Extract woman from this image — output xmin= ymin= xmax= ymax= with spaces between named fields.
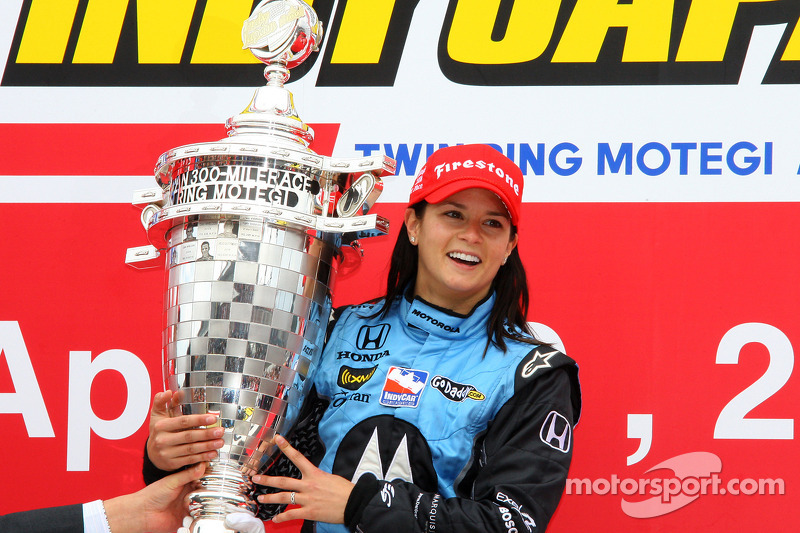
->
xmin=144 ymin=144 xmax=581 ymax=533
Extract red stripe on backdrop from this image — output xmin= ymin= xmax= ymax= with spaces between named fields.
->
xmin=0 ymin=123 xmax=341 ymax=175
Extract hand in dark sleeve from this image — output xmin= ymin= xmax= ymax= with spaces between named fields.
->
xmin=142 ymin=390 xmax=224 ymax=485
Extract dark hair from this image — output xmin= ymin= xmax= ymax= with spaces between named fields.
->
xmin=370 ymin=201 xmax=542 ymax=353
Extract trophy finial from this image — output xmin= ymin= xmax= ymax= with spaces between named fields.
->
xmin=242 ymin=0 xmax=322 ymax=86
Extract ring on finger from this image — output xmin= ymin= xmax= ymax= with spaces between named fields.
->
xmin=290 ymin=491 xmax=296 ymax=505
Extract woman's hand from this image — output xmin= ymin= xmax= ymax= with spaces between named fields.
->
xmin=254 ymin=435 xmax=355 ymax=524
xmin=147 ymin=390 xmax=225 ymax=472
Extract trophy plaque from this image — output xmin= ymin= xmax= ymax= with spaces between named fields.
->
xmin=126 ymin=1 xmax=395 ymax=531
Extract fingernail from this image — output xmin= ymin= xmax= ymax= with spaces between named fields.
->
xmin=213 ymin=428 xmax=224 ymax=437
xmin=275 ymin=435 xmax=286 ymax=445
xmin=205 ymin=415 xmax=216 ymax=424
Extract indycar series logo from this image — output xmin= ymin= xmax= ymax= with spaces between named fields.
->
xmin=380 ymin=366 xmax=429 ymax=408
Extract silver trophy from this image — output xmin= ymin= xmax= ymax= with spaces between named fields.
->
xmin=126 ymin=1 xmax=395 ymax=531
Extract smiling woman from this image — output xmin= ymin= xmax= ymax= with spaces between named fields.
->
xmin=143 ymin=144 xmax=582 ymax=533
xmin=376 ymin=144 xmax=533 ymax=351
xmin=405 ymin=188 xmax=518 ymax=315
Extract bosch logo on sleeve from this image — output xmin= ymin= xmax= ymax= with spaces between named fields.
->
xmin=379 ymin=366 xmax=429 ymax=408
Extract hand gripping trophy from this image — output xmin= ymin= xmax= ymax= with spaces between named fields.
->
xmin=126 ymin=1 xmax=395 ymax=531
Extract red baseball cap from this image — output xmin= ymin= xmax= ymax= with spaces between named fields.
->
xmin=408 ymin=144 xmax=523 ymax=226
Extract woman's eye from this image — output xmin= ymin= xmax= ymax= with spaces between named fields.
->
xmin=444 ymin=210 xmax=463 ymax=219
xmin=484 ymin=219 xmax=503 ymax=228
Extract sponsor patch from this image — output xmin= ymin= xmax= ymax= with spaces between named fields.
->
xmin=380 ymin=482 xmax=395 ymax=507
xmin=356 ymin=323 xmax=391 ymax=350
xmin=380 ymin=366 xmax=429 ymax=408
xmin=338 ymin=365 xmax=378 ymax=390
xmin=496 ymin=492 xmax=536 ymax=532
xmin=337 ymin=350 xmax=390 ymax=362
xmin=331 ymin=391 xmax=371 ymax=408
xmin=410 ymin=308 xmax=460 ymax=332
xmin=430 ymin=375 xmax=485 ymax=402
xmin=520 ymin=348 xmax=559 ymax=379
xmin=540 ymin=410 xmax=572 ymax=453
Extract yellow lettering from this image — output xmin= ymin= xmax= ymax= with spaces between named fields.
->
xmin=677 ymin=0 xmax=779 ymax=61
xmin=16 ymin=0 xmax=80 ymax=63
xmin=192 ymin=0 xmax=259 ymax=64
xmin=72 ymin=0 xmax=128 ymax=63
xmin=331 ymin=0 xmax=396 ymax=64
xmin=782 ymin=17 xmax=800 ymax=60
xmin=553 ymin=0 xmax=673 ymax=63
xmin=137 ymin=0 xmax=197 ymax=63
xmin=447 ymin=0 xmax=560 ymax=64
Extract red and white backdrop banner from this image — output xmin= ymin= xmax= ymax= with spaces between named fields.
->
xmin=1 ymin=1 xmax=798 ymax=531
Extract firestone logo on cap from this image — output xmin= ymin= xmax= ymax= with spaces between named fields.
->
xmin=409 ymin=144 xmax=524 ymax=226
xmin=432 ymin=158 xmax=520 ymax=197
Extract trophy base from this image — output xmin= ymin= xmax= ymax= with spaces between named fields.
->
xmin=190 ymin=517 xmax=237 ymax=533
xmin=187 ymin=461 xmax=258 ymax=533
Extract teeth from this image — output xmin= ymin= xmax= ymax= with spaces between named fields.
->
xmin=448 ymin=251 xmax=480 ymax=264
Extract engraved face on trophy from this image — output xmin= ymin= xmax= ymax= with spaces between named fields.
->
xmin=126 ymin=2 xmax=395 ymax=531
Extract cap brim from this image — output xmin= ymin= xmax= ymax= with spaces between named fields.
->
xmin=421 ymin=177 xmax=519 ymax=225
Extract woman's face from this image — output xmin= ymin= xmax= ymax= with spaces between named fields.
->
xmin=405 ymin=188 xmax=518 ymax=314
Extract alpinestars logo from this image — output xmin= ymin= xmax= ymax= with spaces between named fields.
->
xmin=521 ymin=348 xmax=559 ymax=378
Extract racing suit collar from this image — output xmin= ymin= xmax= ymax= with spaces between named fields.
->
xmin=402 ymin=290 xmax=495 ymax=339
